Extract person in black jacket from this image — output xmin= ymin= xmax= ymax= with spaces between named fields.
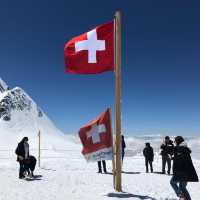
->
xmin=170 ymin=136 xmax=199 ymax=200
xmin=160 ymin=136 xmax=174 ymax=174
xmin=121 ymin=135 xmax=126 ymax=163
xmin=24 ymin=155 xmax=37 ymax=177
xmin=143 ymin=142 xmax=154 ymax=173
xmin=15 ymin=137 xmax=30 ymax=178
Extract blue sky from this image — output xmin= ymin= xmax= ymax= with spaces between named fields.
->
xmin=1 ymin=0 xmax=200 ymax=136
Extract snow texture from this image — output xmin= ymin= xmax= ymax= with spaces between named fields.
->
xmin=0 ymin=136 xmax=199 ymax=200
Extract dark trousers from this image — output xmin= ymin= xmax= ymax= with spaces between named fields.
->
xmin=19 ymin=161 xmax=25 ymax=177
xmin=170 ymin=176 xmax=191 ymax=200
xmin=162 ymin=155 xmax=171 ymax=174
xmin=98 ymin=160 xmax=107 ymax=173
xmin=145 ymin=158 xmax=153 ymax=172
xmin=122 ymin=151 xmax=125 ymax=163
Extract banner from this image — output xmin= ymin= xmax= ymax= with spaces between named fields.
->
xmin=79 ymin=108 xmax=113 ymax=162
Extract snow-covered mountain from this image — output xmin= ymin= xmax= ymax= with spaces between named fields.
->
xmin=0 ymin=78 xmax=76 ymax=150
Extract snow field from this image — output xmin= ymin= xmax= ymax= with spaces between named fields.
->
xmin=0 ymin=145 xmax=199 ymax=200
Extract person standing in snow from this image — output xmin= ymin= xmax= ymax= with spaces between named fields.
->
xmin=160 ymin=136 xmax=174 ymax=174
xmin=24 ymin=155 xmax=37 ymax=178
xmin=97 ymin=160 xmax=107 ymax=173
xmin=15 ymin=137 xmax=30 ymax=178
xmin=121 ymin=135 xmax=126 ymax=163
xmin=143 ymin=142 xmax=154 ymax=173
xmin=170 ymin=136 xmax=199 ymax=200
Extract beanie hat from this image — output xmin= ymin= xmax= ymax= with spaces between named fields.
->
xmin=165 ymin=136 xmax=170 ymax=140
xmin=175 ymin=136 xmax=184 ymax=145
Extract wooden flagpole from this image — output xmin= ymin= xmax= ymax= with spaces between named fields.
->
xmin=109 ymin=107 xmax=116 ymax=189
xmin=38 ymin=130 xmax=41 ymax=168
xmin=114 ymin=11 xmax=122 ymax=192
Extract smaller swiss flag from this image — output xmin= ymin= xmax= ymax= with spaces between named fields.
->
xmin=64 ymin=21 xmax=114 ymax=74
xmin=79 ymin=108 xmax=113 ymax=162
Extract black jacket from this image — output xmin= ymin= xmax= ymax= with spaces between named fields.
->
xmin=15 ymin=142 xmax=29 ymax=162
xmin=160 ymin=140 xmax=174 ymax=156
xmin=121 ymin=138 xmax=126 ymax=153
xmin=24 ymin=155 xmax=37 ymax=171
xmin=143 ymin=146 xmax=154 ymax=161
xmin=172 ymin=143 xmax=199 ymax=182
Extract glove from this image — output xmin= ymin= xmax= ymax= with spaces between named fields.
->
xmin=18 ymin=155 xmax=24 ymax=161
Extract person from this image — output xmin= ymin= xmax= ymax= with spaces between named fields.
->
xmin=97 ymin=160 xmax=107 ymax=173
xmin=24 ymin=155 xmax=37 ymax=177
xmin=15 ymin=137 xmax=36 ymax=178
xmin=15 ymin=137 xmax=29 ymax=178
xmin=170 ymin=136 xmax=198 ymax=200
xmin=121 ymin=135 xmax=126 ymax=163
xmin=160 ymin=136 xmax=174 ymax=174
xmin=143 ymin=142 xmax=154 ymax=173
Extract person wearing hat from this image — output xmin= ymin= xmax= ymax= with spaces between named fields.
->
xmin=160 ymin=136 xmax=174 ymax=174
xmin=15 ymin=137 xmax=30 ymax=179
xmin=143 ymin=142 xmax=154 ymax=173
xmin=170 ymin=136 xmax=199 ymax=200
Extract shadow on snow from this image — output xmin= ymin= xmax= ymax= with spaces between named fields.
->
xmin=153 ymin=171 xmax=172 ymax=176
xmin=122 ymin=171 xmax=141 ymax=175
xmin=99 ymin=171 xmax=141 ymax=175
xmin=106 ymin=192 xmax=156 ymax=199
xmin=24 ymin=178 xmax=42 ymax=181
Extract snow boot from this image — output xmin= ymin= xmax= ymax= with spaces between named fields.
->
xmin=19 ymin=175 xmax=25 ymax=179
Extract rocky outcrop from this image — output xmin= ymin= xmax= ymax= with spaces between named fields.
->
xmin=0 ymin=87 xmax=43 ymax=121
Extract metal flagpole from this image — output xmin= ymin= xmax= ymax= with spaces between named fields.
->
xmin=114 ymin=11 xmax=122 ymax=192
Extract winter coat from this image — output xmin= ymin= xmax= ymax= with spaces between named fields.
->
xmin=15 ymin=142 xmax=29 ymax=162
xmin=143 ymin=146 xmax=154 ymax=162
xmin=24 ymin=155 xmax=37 ymax=172
xmin=121 ymin=138 xmax=126 ymax=153
xmin=160 ymin=140 xmax=174 ymax=156
xmin=172 ymin=142 xmax=199 ymax=182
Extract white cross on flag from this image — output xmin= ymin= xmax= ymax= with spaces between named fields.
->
xmin=64 ymin=21 xmax=114 ymax=74
xmin=79 ymin=108 xmax=113 ymax=162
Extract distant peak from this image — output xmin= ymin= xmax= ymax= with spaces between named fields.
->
xmin=0 ymin=78 xmax=9 ymax=93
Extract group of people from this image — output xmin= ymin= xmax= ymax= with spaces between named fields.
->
xmin=142 ymin=136 xmax=199 ymax=200
xmin=15 ymin=135 xmax=198 ymax=200
xmin=98 ymin=135 xmax=199 ymax=200
xmin=15 ymin=137 xmax=37 ymax=179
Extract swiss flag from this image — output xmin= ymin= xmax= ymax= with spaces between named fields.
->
xmin=79 ymin=109 xmax=113 ymax=162
xmin=64 ymin=21 xmax=114 ymax=74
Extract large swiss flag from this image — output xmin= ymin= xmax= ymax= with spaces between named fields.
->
xmin=79 ymin=109 xmax=113 ymax=162
xmin=64 ymin=21 xmax=114 ymax=74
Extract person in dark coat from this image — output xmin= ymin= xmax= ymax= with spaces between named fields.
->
xmin=24 ymin=155 xmax=37 ymax=177
xmin=121 ymin=135 xmax=126 ymax=163
xmin=160 ymin=136 xmax=174 ymax=174
xmin=170 ymin=136 xmax=199 ymax=200
xmin=97 ymin=160 xmax=107 ymax=173
xmin=15 ymin=137 xmax=29 ymax=178
xmin=143 ymin=142 xmax=154 ymax=173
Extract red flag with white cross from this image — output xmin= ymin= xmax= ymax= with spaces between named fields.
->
xmin=79 ymin=108 xmax=113 ymax=162
xmin=64 ymin=21 xmax=114 ymax=74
